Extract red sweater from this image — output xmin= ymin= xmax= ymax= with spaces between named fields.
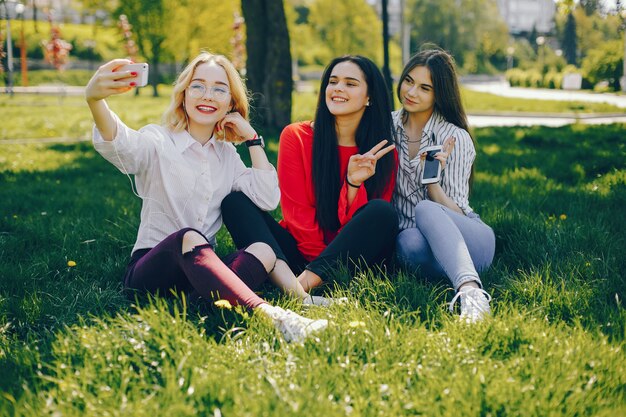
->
xmin=278 ymin=122 xmax=397 ymax=261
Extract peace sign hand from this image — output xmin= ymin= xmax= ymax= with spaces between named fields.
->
xmin=346 ymin=140 xmax=395 ymax=187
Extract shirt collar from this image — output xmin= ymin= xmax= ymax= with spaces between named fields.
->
xmin=171 ymin=129 xmax=224 ymax=160
xmin=393 ymin=109 xmax=445 ymax=145
xmin=419 ymin=110 xmax=446 ymax=145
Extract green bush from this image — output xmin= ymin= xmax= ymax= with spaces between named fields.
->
xmin=581 ymin=40 xmax=624 ymax=91
xmin=527 ymin=69 xmax=543 ymax=88
xmin=543 ymin=70 xmax=562 ymax=89
xmin=505 ymin=68 xmax=526 ymax=87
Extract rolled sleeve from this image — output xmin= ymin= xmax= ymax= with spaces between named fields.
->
xmin=92 ymin=113 xmax=155 ymax=175
xmin=232 ymin=160 xmax=280 ymax=211
xmin=441 ymin=129 xmax=474 ymax=214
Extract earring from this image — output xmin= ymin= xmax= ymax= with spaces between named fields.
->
xmin=366 ymin=100 xmax=371 ymax=107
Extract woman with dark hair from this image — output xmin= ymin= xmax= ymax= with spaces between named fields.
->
xmin=392 ymin=48 xmax=495 ymax=322
xmin=222 ymin=55 xmax=398 ymax=302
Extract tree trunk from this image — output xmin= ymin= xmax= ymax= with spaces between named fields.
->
xmin=150 ymin=40 xmax=162 ymax=97
xmin=241 ymin=0 xmax=292 ymax=134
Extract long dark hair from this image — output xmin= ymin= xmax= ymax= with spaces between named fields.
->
xmin=397 ymin=47 xmax=474 ymax=187
xmin=397 ymin=48 xmax=470 ymax=132
xmin=312 ymin=55 xmax=394 ymax=231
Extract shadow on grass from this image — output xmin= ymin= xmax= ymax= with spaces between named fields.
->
xmin=0 ymin=125 xmax=625 ymax=403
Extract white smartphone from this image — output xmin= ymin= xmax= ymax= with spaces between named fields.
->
xmin=420 ymin=145 xmax=443 ymax=184
xmin=117 ymin=63 xmax=149 ymax=87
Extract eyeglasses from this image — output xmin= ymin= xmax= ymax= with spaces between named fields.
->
xmin=187 ymin=82 xmax=231 ymax=101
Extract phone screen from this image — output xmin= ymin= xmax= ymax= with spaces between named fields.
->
xmin=423 ymin=150 xmax=440 ymax=179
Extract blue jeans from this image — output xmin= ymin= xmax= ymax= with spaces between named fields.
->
xmin=396 ymin=200 xmax=495 ymax=291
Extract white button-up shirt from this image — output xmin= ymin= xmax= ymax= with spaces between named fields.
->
xmin=93 ymin=113 xmax=280 ymax=254
xmin=392 ymin=109 xmax=475 ymax=230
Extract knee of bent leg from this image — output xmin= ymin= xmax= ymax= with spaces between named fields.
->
xmin=220 ymin=191 xmax=248 ymax=212
xmin=413 ymin=200 xmax=441 ymax=226
xmin=368 ymin=199 xmax=399 ymax=234
xmin=396 ymin=228 xmax=428 ymax=268
xmin=182 ymin=230 xmax=208 ymax=253
xmin=414 ymin=199 xmax=437 ymax=217
xmin=244 ymin=242 xmax=276 ymax=273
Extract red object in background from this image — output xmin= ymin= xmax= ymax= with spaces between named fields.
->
xmin=118 ymin=15 xmax=138 ymax=61
xmin=0 ymin=30 xmax=5 ymax=76
xmin=41 ymin=15 xmax=72 ymax=70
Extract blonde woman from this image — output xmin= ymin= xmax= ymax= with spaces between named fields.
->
xmin=85 ymin=52 xmax=327 ymax=342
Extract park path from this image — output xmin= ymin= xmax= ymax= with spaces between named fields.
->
xmin=2 ymin=84 xmax=625 ymax=144
xmin=463 ymin=80 xmax=626 ymax=109
xmin=468 ymin=112 xmax=626 ymax=127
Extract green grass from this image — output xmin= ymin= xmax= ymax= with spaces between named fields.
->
xmin=461 ymin=88 xmax=624 ymax=114
xmin=2 ymin=83 xmax=624 ymax=142
xmin=0 ymin=88 xmax=171 ymax=140
xmin=1 ymin=121 xmax=625 ymax=415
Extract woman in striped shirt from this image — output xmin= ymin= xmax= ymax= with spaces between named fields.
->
xmin=391 ymin=49 xmax=496 ymax=322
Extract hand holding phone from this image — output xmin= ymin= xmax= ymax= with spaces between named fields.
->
xmin=420 ymin=145 xmax=443 ymax=184
xmin=116 ymin=63 xmax=149 ymax=87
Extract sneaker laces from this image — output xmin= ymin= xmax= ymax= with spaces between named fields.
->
xmin=449 ymin=287 xmax=492 ymax=323
xmin=270 ymin=307 xmax=328 ymax=343
xmin=302 ymin=295 xmax=349 ymax=307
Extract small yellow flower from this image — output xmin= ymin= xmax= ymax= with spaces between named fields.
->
xmin=348 ymin=321 xmax=366 ymax=328
xmin=67 ymin=260 xmax=77 ymax=267
xmin=559 ymin=214 xmax=567 ymax=220
xmin=585 ymin=262 xmax=591 ymax=267
xmin=214 ymin=299 xmax=233 ymax=310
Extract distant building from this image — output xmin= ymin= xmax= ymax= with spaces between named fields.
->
xmin=496 ymin=0 xmax=556 ymax=35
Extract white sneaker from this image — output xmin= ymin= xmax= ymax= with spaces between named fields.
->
xmin=449 ymin=287 xmax=492 ymax=323
xmin=302 ymin=295 xmax=349 ymax=307
xmin=269 ymin=306 xmax=328 ymax=343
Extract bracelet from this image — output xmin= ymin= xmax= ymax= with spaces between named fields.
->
xmin=346 ymin=175 xmax=361 ymax=188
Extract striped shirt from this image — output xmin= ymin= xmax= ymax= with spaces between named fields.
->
xmin=391 ymin=109 xmax=475 ymax=230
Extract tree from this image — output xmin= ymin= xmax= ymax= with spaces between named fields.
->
xmin=75 ymin=0 xmax=119 ymax=36
xmin=563 ymin=12 xmax=577 ymax=65
xmin=307 ymin=0 xmax=383 ymax=64
xmin=580 ymin=0 xmax=602 ymax=16
xmin=406 ymin=0 xmax=508 ymax=73
xmin=241 ymin=0 xmax=292 ymax=133
xmin=116 ymin=0 xmax=170 ymax=97
xmin=581 ymin=40 xmax=623 ymax=90
xmin=162 ymin=0 xmax=238 ymax=64
xmin=555 ymin=3 xmax=621 ymax=62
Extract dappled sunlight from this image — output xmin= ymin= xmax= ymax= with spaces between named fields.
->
xmin=0 ymin=143 xmax=96 ymax=173
xmin=582 ymin=170 xmax=626 ymax=196
xmin=481 ymin=143 xmax=501 ymax=156
xmin=1 ymin=122 xmax=624 ymax=416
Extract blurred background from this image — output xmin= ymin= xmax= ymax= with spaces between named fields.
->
xmin=1 ymin=0 xmax=625 ymax=131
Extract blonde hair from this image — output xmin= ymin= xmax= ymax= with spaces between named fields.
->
xmin=162 ymin=51 xmax=249 ymax=141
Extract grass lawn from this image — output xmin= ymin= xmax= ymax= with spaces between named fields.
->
xmin=0 ymin=118 xmax=625 ymax=415
xmin=1 ymin=83 xmax=625 ymax=141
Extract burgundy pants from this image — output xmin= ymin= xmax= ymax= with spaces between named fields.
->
xmin=123 ymin=228 xmax=267 ymax=309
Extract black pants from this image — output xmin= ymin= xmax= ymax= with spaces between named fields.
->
xmin=221 ymin=191 xmax=399 ymax=282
